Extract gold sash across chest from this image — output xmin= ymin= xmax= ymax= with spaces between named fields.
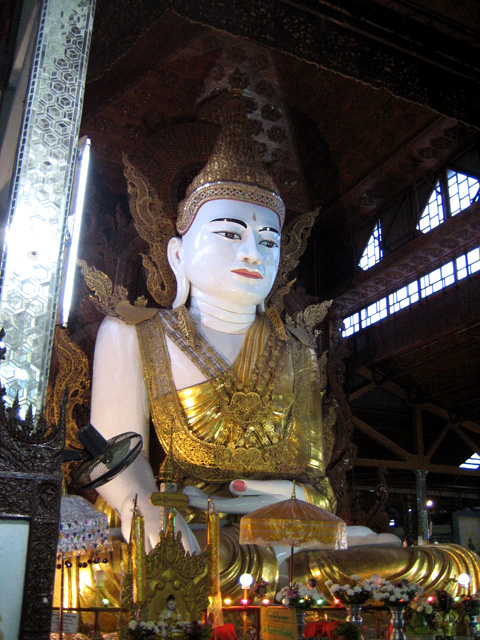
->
xmin=136 ymin=310 xmax=320 ymax=483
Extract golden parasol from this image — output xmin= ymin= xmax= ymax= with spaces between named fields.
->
xmin=239 ymin=483 xmax=347 ymax=585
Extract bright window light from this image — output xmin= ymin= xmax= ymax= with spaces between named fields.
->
xmin=417 ymin=182 xmax=444 ymax=234
xmin=389 ymin=281 xmax=419 ymax=314
xmin=342 ymin=312 xmax=361 ymax=337
xmin=359 ymin=220 xmax=383 ymax=271
xmin=457 ymin=247 xmax=480 ymax=281
xmin=447 ymin=170 xmax=479 ymax=216
xmin=420 ymin=262 xmax=455 ymax=298
xmin=361 ymin=297 xmax=388 ymax=328
xmin=460 ymin=453 xmax=480 ymax=470
xmin=61 ymin=136 xmax=90 ymax=326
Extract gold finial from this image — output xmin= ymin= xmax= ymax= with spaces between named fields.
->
xmin=177 ymin=69 xmax=285 ymax=234
xmin=291 ymin=479 xmax=297 ymax=500
xmin=158 ymin=417 xmax=176 ymax=484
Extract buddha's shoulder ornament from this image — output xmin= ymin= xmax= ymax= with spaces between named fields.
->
xmin=285 ymin=300 xmax=333 ymax=348
xmin=78 ymin=259 xmax=158 ymax=324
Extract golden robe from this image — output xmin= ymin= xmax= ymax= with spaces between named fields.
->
xmin=136 ymin=310 xmax=333 ymax=492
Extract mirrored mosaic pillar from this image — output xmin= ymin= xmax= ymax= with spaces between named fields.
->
xmin=0 ymin=0 xmax=95 ymax=417
xmin=415 ymin=469 xmax=429 ymax=544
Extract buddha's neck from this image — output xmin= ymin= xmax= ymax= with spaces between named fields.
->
xmin=189 ymin=291 xmax=256 ymax=334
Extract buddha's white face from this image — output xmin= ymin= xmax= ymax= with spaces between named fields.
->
xmin=176 ymin=199 xmax=281 ymax=309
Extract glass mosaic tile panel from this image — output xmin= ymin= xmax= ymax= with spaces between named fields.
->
xmin=0 ymin=0 xmax=95 ymax=417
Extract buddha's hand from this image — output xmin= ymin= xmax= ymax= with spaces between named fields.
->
xmin=183 ymin=480 xmax=298 ymax=514
xmin=229 ymin=479 xmax=305 ymax=499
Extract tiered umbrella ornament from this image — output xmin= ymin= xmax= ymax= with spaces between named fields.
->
xmin=58 ymin=494 xmax=111 ymax=555
xmin=239 ymin=483 xmax=347 ymax=585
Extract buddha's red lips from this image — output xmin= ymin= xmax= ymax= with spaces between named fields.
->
xmin=231 ymin=269 xmax=264 ymax=279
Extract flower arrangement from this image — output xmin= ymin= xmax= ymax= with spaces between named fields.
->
xmin=432 ymin=589 xmax=456 ymax=614
xmin=333 ymin=622 xmax=363 ymax=640
xmin=460 ymin=593 xmax=480 ymax=618
xmin=184 ymin=620 xmax=212 ymax=640
xmin=326 ymin=575 xmax=377 ymax=605
xmin=404 ymin=598 xmax=438 ymax=635
xmin=127 ymin=620 xmax=161 ymax=639
xmin=276 ymin=583 xmax=314 ymax=610
xmin=373 ymin=579 xmax=423 ymax=607
xmin=252 ymin=579 xmax=269 ymax=600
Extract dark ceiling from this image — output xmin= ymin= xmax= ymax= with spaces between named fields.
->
xmin=75 ymin=0 xmax=480 ymax=510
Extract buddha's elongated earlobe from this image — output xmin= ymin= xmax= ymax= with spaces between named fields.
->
xmin=167 ymin=236 xmax=190 ymax=308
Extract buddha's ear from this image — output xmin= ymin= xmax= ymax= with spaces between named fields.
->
xmin=168 ymin=236 xmax=189 ymax=308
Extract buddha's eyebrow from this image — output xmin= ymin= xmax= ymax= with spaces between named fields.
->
xmin=259 ymin=226 xmax=280 ymax=234
xmin=210 ymin=217 xmax=247 ymax=228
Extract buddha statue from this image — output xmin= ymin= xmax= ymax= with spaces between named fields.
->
xmin=89 ymin=84 xmax=480 ymax=597
xmin=90 ymin=84 xmax=334 ymax=554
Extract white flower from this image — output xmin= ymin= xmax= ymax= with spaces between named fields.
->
xmin=330 ymin=584 xmax=341 ymax=593
xmin=369 ymin=574 xmax=384 ymax=587
xmin=353 ymin=585 xmax=362 ymax=593
xmin=346 ymin=589 xmax=355 ymax=596
xmin=350 ymin=575 xmax=360 ymax=582
xmin=325 ymin=580 xmax=333 ymax=588
xmin=129 ymin=621 xmax=137 ymax=630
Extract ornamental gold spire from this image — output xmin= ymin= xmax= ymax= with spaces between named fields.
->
xmin=177 ymin=69 xmax=285 ymax=234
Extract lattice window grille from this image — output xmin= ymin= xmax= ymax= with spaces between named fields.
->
xmin=342 ymin=312 xmax=361 ymax=337
xmin=447 ymin=170 xmax=480 ymax=216
xmin=456 ymin=247 xmax=480 ymax=281
xmin=361 ymin=297 xmax=388 ymax=328
xmin=342 ymin=247 xmax=480 ymax=337
xmin=359 ymin=220 xmax=383 ymax=271
xmin=417 ymin=182 xmax=444 ymax=234
xmin=419 ymin=262 xmax=455 ymax=298
xmin=388 ymin=281 xmax=420 ymax=314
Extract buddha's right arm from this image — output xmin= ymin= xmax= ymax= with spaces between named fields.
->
xmin=90 ymin=315 xmax=160 ymax=549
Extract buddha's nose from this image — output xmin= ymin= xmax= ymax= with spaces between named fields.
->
xmin=237 ymin=232 xmax=261 ymax=263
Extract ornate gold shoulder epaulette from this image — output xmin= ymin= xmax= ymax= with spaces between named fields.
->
xmin=265 ymin=307 xmax=289 ymax=341
xmin=78 ymin=259 xmax=158 ymax=324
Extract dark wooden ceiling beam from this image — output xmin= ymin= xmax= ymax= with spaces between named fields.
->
xmin=451 ymin=423 xmax=480 ymax=458
xmin=355 ymin=457 xmax=479 ymax=476
xmin=353 ymin=366 xmax=480 ymax=437
xmin=173 ymin=0 xmax=480 ymax=127
xmin=352 ymin=414 xmax=412 ymax=461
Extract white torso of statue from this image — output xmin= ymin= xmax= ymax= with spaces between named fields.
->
xmin=90 ymin=199 xmax=297 ymax=551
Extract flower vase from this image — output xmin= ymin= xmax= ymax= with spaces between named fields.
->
xmin=346 ymin=604 xmax=363 ymax=627
xmin=436 ymin=613 xmax=457 ymax=640
xmin=296 ymin=610 xmax=306 ymax=638
xmin=468 ymin=614 xmax=480 ymax=639
xmin=389 ymin=605 xmax=406 ymax=640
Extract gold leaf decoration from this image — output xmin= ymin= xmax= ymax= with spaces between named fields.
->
xmin=45 ymin=327 xmax=90 ymax=482
xmin=286 ymin=300 xmax=333 ymax=346
xmin=267 ymin=208 xmax=321 ymax=313
xmin=123 ymin=153 xmax=177 ymax=307
xmin=78 ymin=259 xmax=129 ymax=318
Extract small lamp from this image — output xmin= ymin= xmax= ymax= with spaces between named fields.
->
xmin=458 ymin=573 xmax=471 ymax=594
xmin=239 ymin=573 xmax=254 ymax=605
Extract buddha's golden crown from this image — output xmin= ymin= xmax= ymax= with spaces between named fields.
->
xmin=177 ymin=73 xmax=285 ymax=235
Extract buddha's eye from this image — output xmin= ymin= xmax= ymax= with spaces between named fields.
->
xmin=259 ymin=239 xmax=278 ymax=248
xmin=213 ymin=231 xmax=241 ymax=240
